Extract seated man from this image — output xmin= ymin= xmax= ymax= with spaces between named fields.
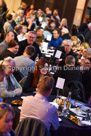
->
xmin=17 ymin=31 xmax=42 ymax=61
xmin=0 ymin=57 xmax=22 ymax=98
xmin=52 ymin=39 xmax=78 ymax=66
xmin=14 ymin=45 xmax=35 ymax=77
xmin=48 ymin=29 xmax=63 ymax=50
xmin=53 ymin=55 xmax=86 ymax=102
xmin=0 ymin=31 xmax=15 ymax=53
xmin=54 ymin=55 xmax=82 ymax=83
xmin=35 ymin=26 xmax=45 ymax=46
xmin=20 ymin=76 xmax=59 ymax=131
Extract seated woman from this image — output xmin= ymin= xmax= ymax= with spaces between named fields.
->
xmin=0 ymin=102 xmax=15 ymax=136
xmin=22 ymin=58 xmax=49 ymax=92
xmin=0 ymin=57 xmax=22 ymax=98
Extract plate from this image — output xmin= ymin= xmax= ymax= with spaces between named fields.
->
xmin=58 ymin=117 xmax=62 ymax=122
xmin=70 ymin=108 xmax=86 ymax=117
xmin=21 ymin=96 xmax=26 ymax=99
xmin=11 ymin=100 xmax=22 ymax=106
xmin=80 ymin=120 xmax=91 ymax=126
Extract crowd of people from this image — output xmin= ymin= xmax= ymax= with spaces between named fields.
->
xmin=0 ymin=0 xmax=91 ymax=135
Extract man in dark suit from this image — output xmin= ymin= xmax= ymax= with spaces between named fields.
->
xmin=52 ymin=39 xmax=78 ymax=66
xmin=17 ymin=31 xmax=42 ymax=60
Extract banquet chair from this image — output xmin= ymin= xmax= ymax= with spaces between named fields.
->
xmin=15 ymin=117 xmax=50 ymax=136
xmin=63 ymin=80 xmax=86 ymax=103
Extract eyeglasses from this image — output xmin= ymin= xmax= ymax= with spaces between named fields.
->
xmin=65 ymin=44 xmax=70 ymax=46
xmin=28 ymin=36 xmax=35 ymax=39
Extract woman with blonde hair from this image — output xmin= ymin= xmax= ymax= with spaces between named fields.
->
xmin=0 ymin=102 xmax=15 ymax=136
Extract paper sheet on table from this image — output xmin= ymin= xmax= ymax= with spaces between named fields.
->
xmin=41 ymin=42 xmax=48 ymax=51
xmin=58 ymin=118 xmax=62 ymax=122
xmin=47 ymin=35 xmax=52 ymax=41
xmin=55 ymin=50 xmax=62 ymax=58
xmin=56 ymin=77 xmax=65 ymax=89
xmin=81 ymin=121 xmax=91 ymax=126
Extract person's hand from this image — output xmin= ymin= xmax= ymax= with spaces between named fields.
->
xmin=15 ymin=89 xmax=22 ymax=96
xmin=8 ymin=91 xmax=16 ymax=97
xmin=58 ymin=59 xmax=62 ymax=61
xmin=50 ymin=47 xmax=54 ymax=50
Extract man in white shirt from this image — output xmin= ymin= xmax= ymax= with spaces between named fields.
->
xmin=20 ymin=76 xmax=59 ymax=131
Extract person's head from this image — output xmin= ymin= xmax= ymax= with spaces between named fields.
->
xmin=50 ymin=21 xmax=56 ymax=30
xmin=37 ymin=9 xmax=43 ymax=17
xmin=61 ymin=27 xmax=69 ymax=36
xmin=31 ymin=58 xmax=49 ymax=88
xmin=22 ymin=25 xmax=27 ymax=34
xmin=71 ymin=36 xmax=80 ymax=47
xmin=27 ymin=31 xmax=36 ymax=45
xmin=87 ymin=48 xmax=91 ymax=58
xmin=17 ymin=9 xmax=24 ymax=17
xmin=0 ymin=102 xmax=15 ymax=133
xmin=35 ymin=58 xmax=48 ymax=75
xmin=6 ymin=14 xmax=12 ymax=22
xmin=65 ymin=55 xmax=75 ymax=66
xmin=37 ymin=76 xmax=54 ymax=97
xmin=0 ymin=65 xmax=5 ymax=81
xmin=21 ymin=2 xmax=27 ymax=9
xmin=30 ymin=4 xmax=34 ymax=10
xmin=14 ymin=24 xmax=22 ymax=34
xmin=84 ymin=58 xmax=91 ymax=65
xmin=88 ymin=23 xmax=91 ymax=30
xmin=36 ymin=27 xmax=44 ymax=37
xmin=8 ymin=40 xmax=19 ymax=54
xmin=53 ymin=9 xmax=59 ymax=16
xmin=11 ymin=12 xmax=17 ymax=20
xmin=0 ymin=0 xmax=4 ymax=4
xmin=60 ymin=18 xmax=67 ymax=27
xmin=82 ymin=49 xmax=88 ymax=59
xmin=63 ymin=39 xmax=73 ymax=54
xmin=80 ymin=42 xmax=90 ymax=52
xmin=23 ymin=45 xmax=35 ymax=58
xmin=53 ymin=29 xmax=60 ymax=39
xmin=5 ymin=31 xmax=15 ymax=43
xmin=2 ymin=57 xmax=15 ymax=76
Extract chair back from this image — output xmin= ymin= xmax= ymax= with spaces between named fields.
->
xmin=15 ymin=117 xmax=50 ymax=136
xmin=63 ymin=80 xmax=86 ymax=102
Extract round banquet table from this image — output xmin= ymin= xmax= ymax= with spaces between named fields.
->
xmin=5 ymin=93 xmax=91 ymax=136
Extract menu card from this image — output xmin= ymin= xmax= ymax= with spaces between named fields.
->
xmin=41 ymin=42 xmax=48 ymax=51
xmin=47 ymin=35 xmax=52 ymax=41
xmin=55 ymin=50 xmax=62 ymax=58
xmin=56 ymin=77 xmax=65 ymax=89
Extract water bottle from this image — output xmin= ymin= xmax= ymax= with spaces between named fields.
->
xmin=61 ymin=91 xmax=72 ymax=116
xmin=35 ymin=54 xmax=39 ymax=63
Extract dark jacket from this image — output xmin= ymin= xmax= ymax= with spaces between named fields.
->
xmin=0 ymin=49 xmax=15 ymax=60
xmin=82 ymin=68 xmax=91 ymax=100
xmin=54 ymin=65 xmax=82 ymax=84
xmin=51 ymin=46 xmax=78 ymax=66
xmin=21 ymin=73 xmax=34 ymax=93
xmin=18 ymin=39 xmax=42 ymax=60
xmin=15 ymin=117 xmax=50 ymax=136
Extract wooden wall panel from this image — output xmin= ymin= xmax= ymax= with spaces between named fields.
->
xmin=63 ymin=0 xmax=78 ymax=30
